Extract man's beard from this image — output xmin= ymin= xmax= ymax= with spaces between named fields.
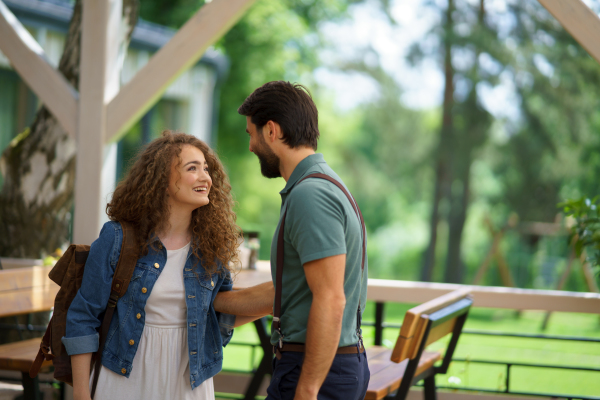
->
xmin=256 ymin=147 xmax=281 ymax=178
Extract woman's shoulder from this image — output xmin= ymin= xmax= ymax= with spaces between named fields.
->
xmin=99 ymin=220 xmax=122 ymax=237
xmin=91 ymin=220 xmax=123 ymax=249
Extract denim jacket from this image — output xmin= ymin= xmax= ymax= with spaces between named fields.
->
xmin=62 ymin=221 xmax=235 ymax=390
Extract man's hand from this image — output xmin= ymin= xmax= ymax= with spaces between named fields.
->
xmin=214 ymin=281 xmax=274 ymax=317
xmin=295 ymin=254 xmax=346 ymax=400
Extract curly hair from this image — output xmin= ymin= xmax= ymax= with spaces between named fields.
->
xmin=106 ymin=131 xmax=240 ymax=275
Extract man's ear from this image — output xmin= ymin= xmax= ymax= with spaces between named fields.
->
xmin=264 ymin=120 xmax=280 ymax=143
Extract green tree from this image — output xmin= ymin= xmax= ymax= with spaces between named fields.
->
xmin=491 ymin=1 xmax=600 ymax=225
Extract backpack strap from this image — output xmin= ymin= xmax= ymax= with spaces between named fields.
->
xmin=91 ymin=221 xmax=139 ymax=398
xmin=273 ymin=173 xmax=366 ymax=351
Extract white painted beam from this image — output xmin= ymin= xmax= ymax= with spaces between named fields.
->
xmin=0 ymin=0 xmax=78 ymax=137
xmin=537 ymin=0 xmax=600 ymax=64
xmin=105 ymin=0 xmax=257 ymax=143
xmin=73 ymin=0 xmax=122 ymax=244
xmin=252 ymin=261 xmax=600 ymax=314
xmin=367 ymin=278 xmax=600 ymax=314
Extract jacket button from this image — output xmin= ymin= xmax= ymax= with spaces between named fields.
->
xmin=136 ymin=313 xmax=141 ymax=319
xmin=129 ymin=339 xmax=134 ymax=345
xmin=154 ymin=263 xmax=159 ymax=269
xmin=211 ymin=280 xmax=214 ymax=287
xmin=142 ymin=287 xmax=147 ymax=293
xmin=121 ymin=368 xmax=126 ymax=375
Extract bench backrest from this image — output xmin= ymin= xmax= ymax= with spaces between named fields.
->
xmin=391 ymin=289 xmax=472 ymax=369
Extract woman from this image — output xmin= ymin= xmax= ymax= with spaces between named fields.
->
xmin=63 ymin=131 xmax=263 ymax=400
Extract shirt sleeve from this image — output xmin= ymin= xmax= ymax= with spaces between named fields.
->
xmin=62 ymin=222 xmax=119 ymax=355
xmin=285 ymin=180 xmax=347 ymax=265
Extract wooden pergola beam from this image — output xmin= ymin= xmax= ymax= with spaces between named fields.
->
xmin=0 ymin=1 xmax=78 ymax=138
xmin=105 ymin=0 xmax=256 ymax=143
xmin=73 ymin=0 xmax=120 ymax=245
xmin=537 ymin=0 xmax=600 ymax=65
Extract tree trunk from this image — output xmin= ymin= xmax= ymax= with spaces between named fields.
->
xmin=444 ymin=155 xmax=471 ymax=283
xmin=0 ymin=0 xmax=138 ymax=258
xmin=443 ymin=0 xmax=488 ymax=283
xmin=420 ymin=0 xmax=455 ymax=282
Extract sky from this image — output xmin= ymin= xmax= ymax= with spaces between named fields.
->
xmin=315 ymin=0 xmax=600 ymax=122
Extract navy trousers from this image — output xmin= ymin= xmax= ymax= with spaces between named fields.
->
xmin=266 ymin=350 xmax=370 ymax=400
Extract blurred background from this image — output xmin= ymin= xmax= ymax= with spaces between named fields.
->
xmin=1 ymin=0 xmax=600 ymax=291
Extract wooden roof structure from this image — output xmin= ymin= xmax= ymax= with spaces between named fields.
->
xmin=0 ymin=0 xmax=598 ymax=244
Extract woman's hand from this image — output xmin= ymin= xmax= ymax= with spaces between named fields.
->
xmin=71 ymin=353 xmax=93 ymax=400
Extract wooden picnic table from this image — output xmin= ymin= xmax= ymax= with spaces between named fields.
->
xmin=0 ymin=265 xmax=57 ymax=318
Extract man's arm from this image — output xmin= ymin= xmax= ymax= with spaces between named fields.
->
xmin=295 ymin=254 xmax=346 ymax=400
xmin=214 ymin=281 xmax=274 ymax=316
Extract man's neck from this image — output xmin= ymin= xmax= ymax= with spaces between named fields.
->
xmin=279 ymin=147 xmax=316 ymax=182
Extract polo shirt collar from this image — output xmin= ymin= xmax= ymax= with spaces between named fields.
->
xmin=280 ymin=153 xmax=325 ymax=195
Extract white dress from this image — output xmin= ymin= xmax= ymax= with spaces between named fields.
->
xmin=91 ymin=243 xmax=214 ymax=400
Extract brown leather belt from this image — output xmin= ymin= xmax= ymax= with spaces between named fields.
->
xmin=275 ymin=343 xmax=365 ymax=359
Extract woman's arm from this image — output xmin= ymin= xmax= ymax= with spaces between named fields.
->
xmin=214 ymin=281 xmax=274 ymax=316
xmin=63 ymin=223 xmax=119 ymax=353
xmin=234 ymin=315 xmax=265 ymax=327
xmin=71 ymin=353 xmax=93 ymax=400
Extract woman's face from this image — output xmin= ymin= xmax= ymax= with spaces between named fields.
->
xmin=167 ymin=144 xmax=212 ymax=211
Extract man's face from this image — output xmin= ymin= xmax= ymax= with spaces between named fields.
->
xmin=246 ymin=117 xmax=281 ymax=178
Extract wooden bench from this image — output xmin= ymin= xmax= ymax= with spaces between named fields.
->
xmin=365 ymin=289 xmax=473 ymax=400
xmin=0 ymin=265 xmax=58 ymax=400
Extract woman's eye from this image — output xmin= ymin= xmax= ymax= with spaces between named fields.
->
xmin=188 ymin=166 xmax=196 ymax=171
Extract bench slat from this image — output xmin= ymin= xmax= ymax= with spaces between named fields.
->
xmin=0 ymin=337 xmax=51 ymax=372
xmin=392 ymin=288 xmax=471 ymax=363
xmin=366 ymin=350 xmax=441 ymax=400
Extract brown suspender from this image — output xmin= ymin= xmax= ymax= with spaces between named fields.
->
xmin=273 ymin=173 xmax=366 ymax=350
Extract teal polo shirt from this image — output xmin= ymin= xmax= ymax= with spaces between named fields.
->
xmin=270 ymin=153 xmax=368 ymax=347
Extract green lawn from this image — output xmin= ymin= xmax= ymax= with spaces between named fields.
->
xmin=223 ymin=301 xmax=600 ymax=398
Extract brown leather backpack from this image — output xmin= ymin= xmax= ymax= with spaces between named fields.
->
xmin=29 ymin=222 xmax=139 ymax=398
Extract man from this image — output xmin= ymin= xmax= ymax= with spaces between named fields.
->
xmin=233 ymin=81 xmax=369 ymax=400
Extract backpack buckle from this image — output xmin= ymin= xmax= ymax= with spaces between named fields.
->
xmin=107 ymin=293 xmax=119 ymax=308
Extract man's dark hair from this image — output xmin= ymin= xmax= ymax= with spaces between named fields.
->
xmin=238 ymin=81 xmax=320 ymax=150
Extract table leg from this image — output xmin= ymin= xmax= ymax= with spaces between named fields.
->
xmin=244 ymin=317 xmax=273 ymax=400
xmin=21 ymin=371 xmax=42 ymax=400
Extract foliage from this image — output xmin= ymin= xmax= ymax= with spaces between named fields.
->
xmin=560 ymin=197 xmax=600 ymax=282
xmin=141 ymin=0 xmax=600 ymax=289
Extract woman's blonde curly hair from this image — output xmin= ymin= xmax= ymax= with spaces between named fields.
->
xmin=106 ymin=130 xmax=240 ymax=275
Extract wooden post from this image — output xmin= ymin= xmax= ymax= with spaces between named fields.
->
xmin=105 ymin=0 xmax=257 ymax=142
xmin=73 ymin=0 xmax=122 ymax=244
